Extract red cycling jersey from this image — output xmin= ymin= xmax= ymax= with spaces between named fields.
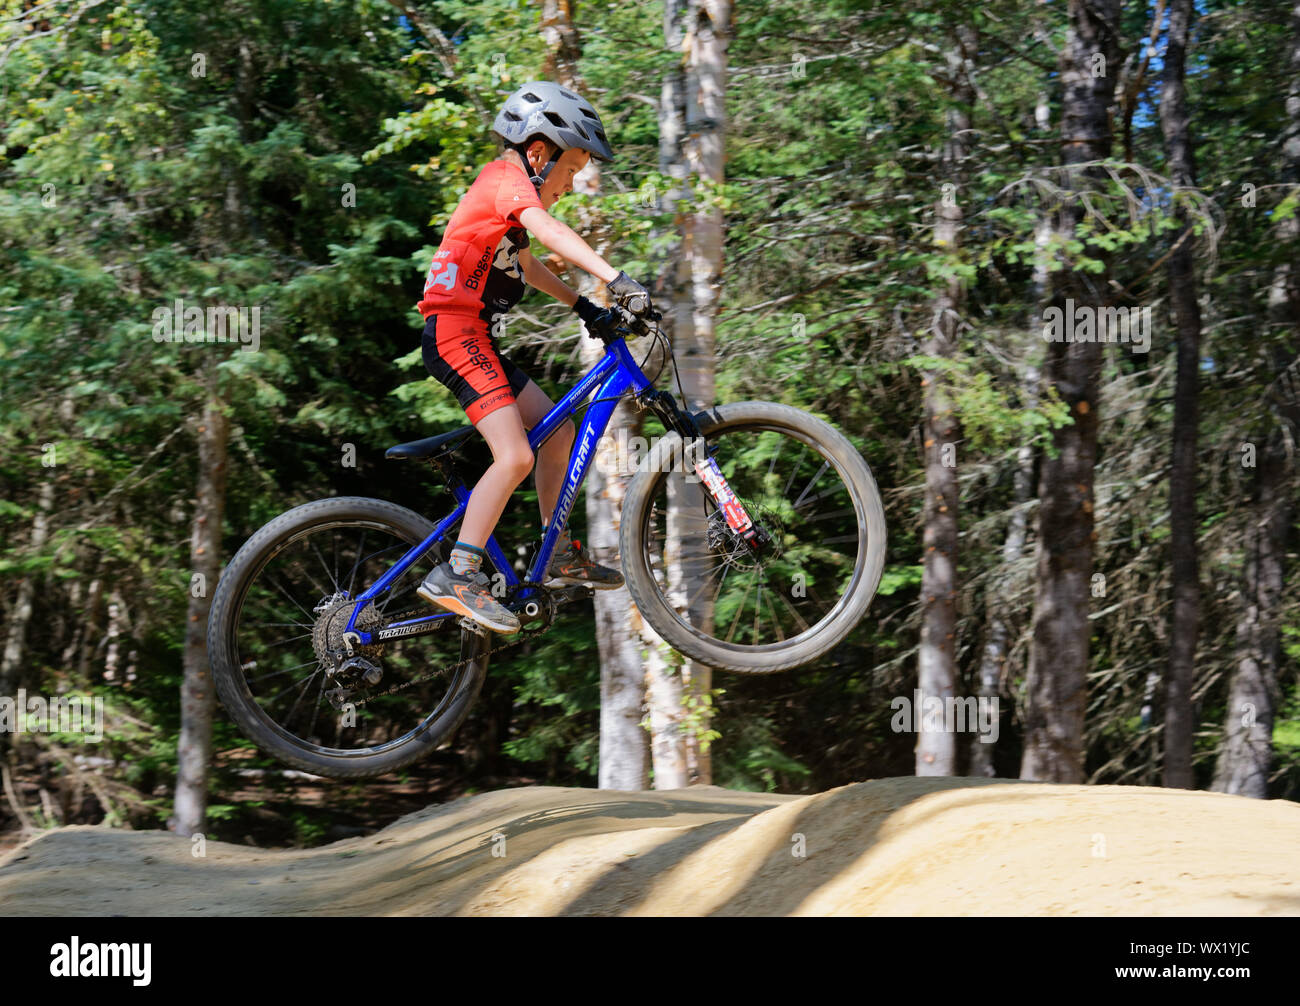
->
xmin=417 ymin=160 xmax=545 ymax=322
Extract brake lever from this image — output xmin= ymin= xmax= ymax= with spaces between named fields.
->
xmin=586 ymin=304 xmax=659 ymax=341
xmin=617 ymin=304 xmax=660 ymax=337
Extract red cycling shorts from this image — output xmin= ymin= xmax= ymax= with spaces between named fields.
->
xmin=422 ymin=313 xmax=531 ymax=424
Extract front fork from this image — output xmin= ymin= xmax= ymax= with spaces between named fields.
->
xmin=636 ymin=390 xmax=771 ymax=554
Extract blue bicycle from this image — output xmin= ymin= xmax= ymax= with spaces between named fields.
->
xmin=208 ymin=312 xmax=886 ymax=778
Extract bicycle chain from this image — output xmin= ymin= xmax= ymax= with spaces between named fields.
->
xmin=350 ymin=608 xmax=555 ymax=708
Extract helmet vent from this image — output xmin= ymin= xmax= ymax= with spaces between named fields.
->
xmin=559 ymin=88 xmax=578 ymax=100
xmin=521 ymin=91 xmax=543 ymax=103
xmin=581 ymin=108 xmax=599 ymax=120
xmin=574 ymin=122 xmax=590 ymax=140
xmin=543 ymin=111 xmax=568 ymax=128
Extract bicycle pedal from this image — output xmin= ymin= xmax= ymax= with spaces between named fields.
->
xmin=457 ymin=616 xmax=490 ymax=638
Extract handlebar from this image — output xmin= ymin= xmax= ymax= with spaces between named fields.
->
xmin=587 ymin=304 xmax=659 ymax=344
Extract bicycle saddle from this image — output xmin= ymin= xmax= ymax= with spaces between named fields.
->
xmin=385 ymin=425 xmax=478 ymax=461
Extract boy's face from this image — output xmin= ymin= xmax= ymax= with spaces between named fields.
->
xmin=528 ymin=142 xmax=591 ymax=209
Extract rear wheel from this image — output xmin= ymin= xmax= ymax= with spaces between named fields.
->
xmin=621 ymin=401 xmax=886 ymax=673
xmin=208 ymin=496 xmax=489 ymax=779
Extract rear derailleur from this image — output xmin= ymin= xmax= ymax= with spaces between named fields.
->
xmin=323 ymin=652 xmax=383 ymax=710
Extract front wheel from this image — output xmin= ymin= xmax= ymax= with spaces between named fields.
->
xmin=621 ymin=401 xmax=886 ymax=673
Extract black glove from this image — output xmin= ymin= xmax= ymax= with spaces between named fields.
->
xmin=587 ymin=306 xmax=624 ymax=339
xmin=606 ymin=270 xmax=654 ymax=318
xmin=571 ymin=294 xmax=605 ymax=326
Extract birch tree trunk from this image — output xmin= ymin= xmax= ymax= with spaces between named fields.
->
xmin=973 ymin=63 xmax=1053 ymax=777
xmin=970 ymin=366 xmax=1037 ymax=777
xmin=0 ymin=477 xmax=55 ymax=757
xmin=917 ymin=23 xmax=976 ymax=776
xmin=173 ymin=36 xmax=252 ymax=834
xmin=643 ymin=0 xmax=694 ymax=790
xmin=1021 ymin=0 xmax=1121 ymax=783
xmin=1159 ymin=0 xmax=1202 ymax=790
xmin=1212 ymin=436 xmax=1289 ymax=796
xmin=542 ymin=0 xmax=650 ymax=791
xmin=674 ymin=0 xmax=730 ymax=785
xmin=172 ymin=364 xmax=229 ymax=835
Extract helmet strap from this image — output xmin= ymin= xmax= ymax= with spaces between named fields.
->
xmin=510 ymin=141 xmax=562 ymax=196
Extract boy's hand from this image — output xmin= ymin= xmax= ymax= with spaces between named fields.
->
xmin=607 ymin=271 xmax=654 ymax=317
xmin=572 ymin=294 xmax=605 ymax=326
xmin=580 ymin=306 xmax=624 ymax=340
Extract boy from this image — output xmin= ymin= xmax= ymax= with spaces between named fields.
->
xmin=414 ymin=81 xmax=656 ymax=634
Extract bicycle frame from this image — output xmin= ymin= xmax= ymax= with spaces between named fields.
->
xmin=342 ymin=332 xmax=656 ymax=647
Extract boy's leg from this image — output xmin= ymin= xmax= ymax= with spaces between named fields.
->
xmin=458 ymin=403 xmax=535 ymax=546
xmin=418 ymin=404 xmax=532 ymax=634
xmin=513 ymin=379 xmax=574 ymax=525
xmin=422 ymin=314 xmax=536 ymax=549
xmin=421 ymin=402 xmax=533 ymax=629
xmin=418 ymin=315 xmax=535 ymax=632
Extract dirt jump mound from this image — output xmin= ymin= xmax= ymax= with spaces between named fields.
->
xmin=2 ymin=777 xmax=1297 ymax=915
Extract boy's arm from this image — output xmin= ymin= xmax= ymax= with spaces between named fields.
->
xmin=518 ymin=247 xmax=579 ymax=307
xmin=518 ymin=206 xmax=618 ymax=284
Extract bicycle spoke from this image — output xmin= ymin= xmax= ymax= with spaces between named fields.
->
xmin=274 ymin=663 xmax=322 ymax=710
xmin=269 ymin=574 xmax=317 ymax=622
xmin=305 ymin=672 xmax=325 ymax=742
xmin=310 ymin=538 xmax=341 ymax=594
xmin=795 ymin=488 xmax=846 ymax=513
xmin=781 ymin=443 xmax=807 ymax=499
xmin=680 ymin=555 xmax=732 ymax=614
xmin=265 ymin=632 xmax=313 ymax=650
xmin=766 ymin=437 xmax=783 ymax=479
xmin=772 ymin=584 xmax=812 ymax=634
xmin=344 ymin=529 xmax=367 ymax=596
xmin=725 ymin=568 xmax=758 ymax=644
xmin=289 ymin=548 xmax=334 ymax=607
xmin=378 ymin=577 xmax=421 ymax=615
xmin=246 ymin=660 xmax=315 ymax=685
xmin=805 ymin=506 xmax=857 ymax=523
xmin=763 ymin=585 xmax=787 ymax=642
xmin=225 ymin=513 xmax=474 ymax=764
xmin=793 ymin=460 xmax=830 ymax=510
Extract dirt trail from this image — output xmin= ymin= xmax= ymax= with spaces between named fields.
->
xmin=1 ymin=777 xmax=1297 ymax=916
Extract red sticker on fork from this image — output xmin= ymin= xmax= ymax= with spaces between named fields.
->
xmin=693 ymin=457 xmax=754 ymax=534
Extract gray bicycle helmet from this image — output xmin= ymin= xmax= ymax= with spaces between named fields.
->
xmin=492 ymin=81 xmax=614 ymax=193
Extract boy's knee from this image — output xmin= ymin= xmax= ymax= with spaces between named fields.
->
xmin=503 ymin=446 xmax=536 ymax=479
xmin=486 ymin=440 xmax=535 ymax=481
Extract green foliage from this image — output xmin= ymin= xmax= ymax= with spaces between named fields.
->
xmin=876 ymin=563 xmax=923 ymax=597
xmin=713 ymin=716 xmax=812 ymax=792
xmin=904 ymin=354 xmax=1072 ymax=454
xmin=0 ymin=0 xmax=1296 ymax=847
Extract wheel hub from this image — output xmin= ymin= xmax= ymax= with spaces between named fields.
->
xmin=707 ymin=503 xmax=783 ymax=569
